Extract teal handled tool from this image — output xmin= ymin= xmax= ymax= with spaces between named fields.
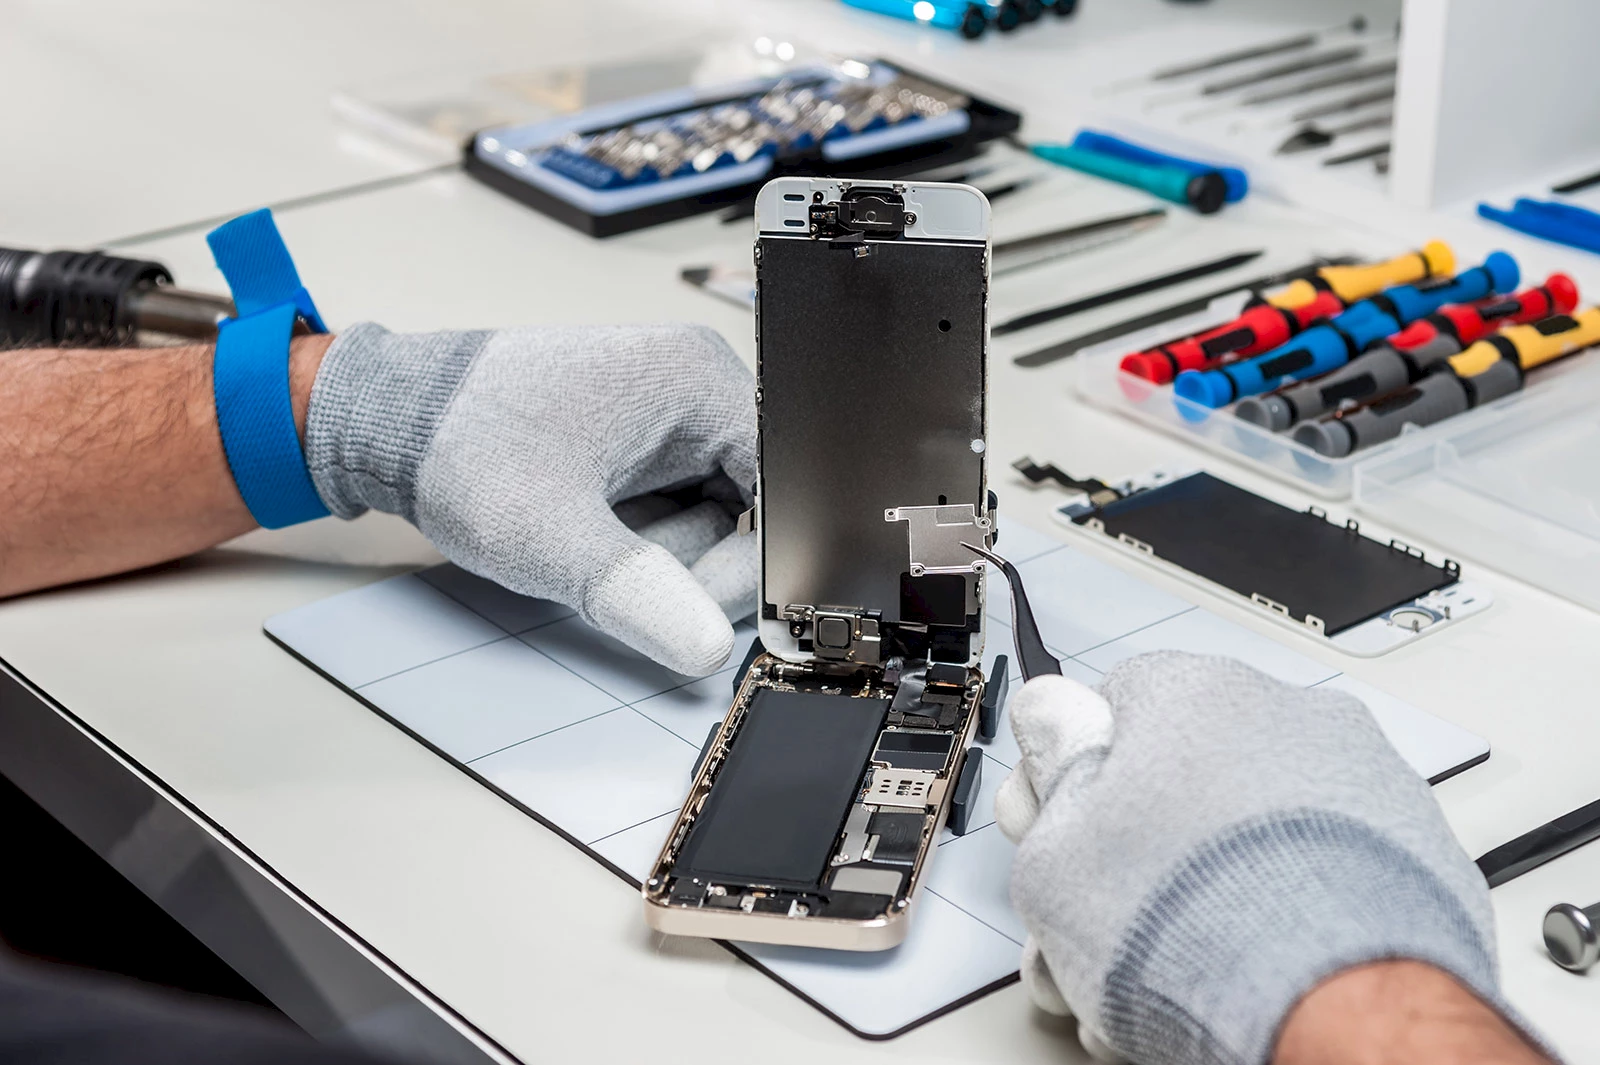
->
xmin=1028 ymin=141 xmax=1231 ymax=213
xmin=841 ymin=0 xmax=993 ymax=38
xmin=1070 ymin=130 xmax=1249 ymax=202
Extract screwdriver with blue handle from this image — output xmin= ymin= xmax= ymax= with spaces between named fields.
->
xmin=1069 ymin=130 xmax=1249 ymax=203
xmin=1174 ymin=251 xmax=1519 ymax=409
xmin=1027 ymin=141 xmax=1232 ymax=214
xmin=1294 ymin=306 xmax=1600 ymax=457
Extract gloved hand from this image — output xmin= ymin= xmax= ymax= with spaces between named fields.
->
xmin=304 ymin=323 xmax=757 ymax=676
xmin=995 ymin=652 xmax=1505 ymax=1065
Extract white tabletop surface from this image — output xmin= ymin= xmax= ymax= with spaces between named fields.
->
xmin=3 ymin=0 xmax=1597 ymax=1061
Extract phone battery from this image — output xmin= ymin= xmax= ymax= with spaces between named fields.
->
xmin=1072 ymin=472 xmax=1457 ymax=635
xmin=674 ymin=689 xmax=888 ymax=891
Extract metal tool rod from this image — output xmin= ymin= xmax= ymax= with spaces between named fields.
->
xmin=994 ymin=250 xmax=1263 ymax=336
xmin=123 ymin=286 xmax=237 ymax=341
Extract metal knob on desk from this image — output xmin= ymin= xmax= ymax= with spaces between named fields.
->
xmin=1543 ymin=901 xmax=1600 ymax=973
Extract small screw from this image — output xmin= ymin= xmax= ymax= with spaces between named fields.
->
xmin=904 ymin=211 xmax=917 ymax=225
xmin=1545 ymin=901 xmax=1600 ymax=972
xmin=812 ymin=191 xmax=824 ymax=202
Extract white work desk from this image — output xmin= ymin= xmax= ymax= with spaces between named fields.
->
xmin=2 ymin=2 xmax=1597 ymax=1063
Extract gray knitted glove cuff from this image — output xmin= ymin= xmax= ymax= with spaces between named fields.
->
xmin=304 ymin=323 xmax=490 ymax=521
xmin=1099 ymin=809 xmax=1501 ymax=1065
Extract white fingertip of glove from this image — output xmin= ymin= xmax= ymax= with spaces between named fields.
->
xmin=1021 ymin=940 xmax=1072 ymax=1017
xmin=994 ymin=771 xmax=1040 ymax=846
xmin=688 ymin=531 xmax=759 ymax=624
xmin=634 ymin=500 xmax=734 ymax=565
xmin=1009 ymin=673 xmax=1114 ymax=815
xmin=996 ymin=674 xmax=1113 ymax=843
xmin=584 ymin=540 xmax=736 ymax=677
xmin=999 ymin=675 xmax=1116 ymax=1025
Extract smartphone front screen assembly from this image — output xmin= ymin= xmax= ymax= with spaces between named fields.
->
xmin=1058 ymin=471 xmax=1492 ymax=655
xmin=644 ymin=177 xmax=994 ymax=950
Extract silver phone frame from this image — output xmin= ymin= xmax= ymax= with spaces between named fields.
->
xmin=752 ymin=176 xmax=993 ymax=667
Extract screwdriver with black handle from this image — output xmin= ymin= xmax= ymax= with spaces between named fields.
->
xmin=1235 ymin=274 xmax=1578 ymax=431
xmin=1294 ymin=306 xmax=1600 ymax=457
xmin=0 ymin=246 xmax=236 ymax=349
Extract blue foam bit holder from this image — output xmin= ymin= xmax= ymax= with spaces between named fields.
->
xmin=533 ymin=76 xmax=930 ymax=191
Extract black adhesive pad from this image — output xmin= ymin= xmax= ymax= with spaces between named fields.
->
xmin=675 ymin=689 xmax=888 ymax=890
xmin=1077 ymin=472 xmax=1456 ymax=635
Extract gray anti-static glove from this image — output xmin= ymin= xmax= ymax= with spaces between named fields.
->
xmin=304 ymin=322 xmax=758 ymax=676
xmin=996 ymin=652 xmax=1509 ymax=1065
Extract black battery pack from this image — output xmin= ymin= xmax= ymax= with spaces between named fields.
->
xmin=673 ymin=689 xmax=889 ymax=891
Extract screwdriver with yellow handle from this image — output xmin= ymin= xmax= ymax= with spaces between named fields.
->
xmin=1293 ymin=306 xmax=1600 ymax=457
xmin=1266 ymin=240 xmax=1454 ymax=309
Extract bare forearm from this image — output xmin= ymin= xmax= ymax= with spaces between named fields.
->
xmin=0 ymin=336 xmax=333 ymax=596
xmin=1275 ymin=961 xmax=1549 ymax=1065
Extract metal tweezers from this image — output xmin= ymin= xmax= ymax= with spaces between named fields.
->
xmin=962 ymin=542 xmax=1062 ymax=680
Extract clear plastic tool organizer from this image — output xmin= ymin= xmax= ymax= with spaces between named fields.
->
xmin=1076 ymin=295 xmax=1600 ymax=611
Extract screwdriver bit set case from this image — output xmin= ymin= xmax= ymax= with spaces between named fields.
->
xmin=463 ymin=58 xmax=1020 ymax=236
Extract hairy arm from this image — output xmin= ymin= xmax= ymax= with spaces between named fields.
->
xmin=1276 ymin=961 xmax=1551 ymax=1065
xmin=0 ymin=337 xmax=333 ymax=596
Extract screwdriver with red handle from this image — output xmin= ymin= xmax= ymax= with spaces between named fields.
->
xmin=1386 ymin=273 xmax=1578 ymax=352
xmin=1233 ymin=274 xmax=1576 ymax=431
xmin=1121 ymin=289 xmax=1343 ymax=383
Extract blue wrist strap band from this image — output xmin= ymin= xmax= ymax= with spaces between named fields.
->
xmin=206 ymin=209 xmax=330 ymax=529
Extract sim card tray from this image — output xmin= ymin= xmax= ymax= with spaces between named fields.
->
xmin=885 ymin=504 xmax=990 ymax=577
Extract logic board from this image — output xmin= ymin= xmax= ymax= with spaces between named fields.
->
xmin=643 ymin=652 xmax=986 ymax=950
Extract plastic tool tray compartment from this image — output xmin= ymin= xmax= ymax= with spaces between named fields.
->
xmin=463 ymin=59 xmax=1021 ymax=237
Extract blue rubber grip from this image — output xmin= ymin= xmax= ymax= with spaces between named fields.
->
xmin=1512 ymin=198 xmax=1600 ymax=235
xmin=1071 ymin=129 xmax=1249 ymax=203
xmin=1380 ymin=251 xmax=1519 ymax=323
xmin=1479 ymin=202 xmax=1600 ymax=255
xmin=1175 ymin=304 xmax=1398 ymax=408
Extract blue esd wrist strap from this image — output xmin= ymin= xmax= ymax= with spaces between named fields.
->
xmin=206 ymin=209 xmax=330 ymax=529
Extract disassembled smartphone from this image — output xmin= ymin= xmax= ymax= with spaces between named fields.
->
xmin=1029 ymin=462 xmax=1493 ymax=656
xmin=643 ymin=177 xmax=996 ymax=950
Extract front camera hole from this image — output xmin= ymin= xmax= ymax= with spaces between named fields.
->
xmin=938 ymin=319 xmax=952 ymax=332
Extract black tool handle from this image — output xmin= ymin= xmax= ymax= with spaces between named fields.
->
xmin=0 ymin=246 xmax=170 ymax=349
xmin=1239 ymin=345 xmax=1414 ymax=431
xmin=996 ymin=557 xmax=1062 ymax=680
xmin=1295 ymin=371 xmax=1470 ymax=456
xmin=1478 ymin=797 xmax=1600 ymax=887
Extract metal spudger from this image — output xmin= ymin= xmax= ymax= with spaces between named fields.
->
xmin=962 ymin=542 xmax=1062 ymax=680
